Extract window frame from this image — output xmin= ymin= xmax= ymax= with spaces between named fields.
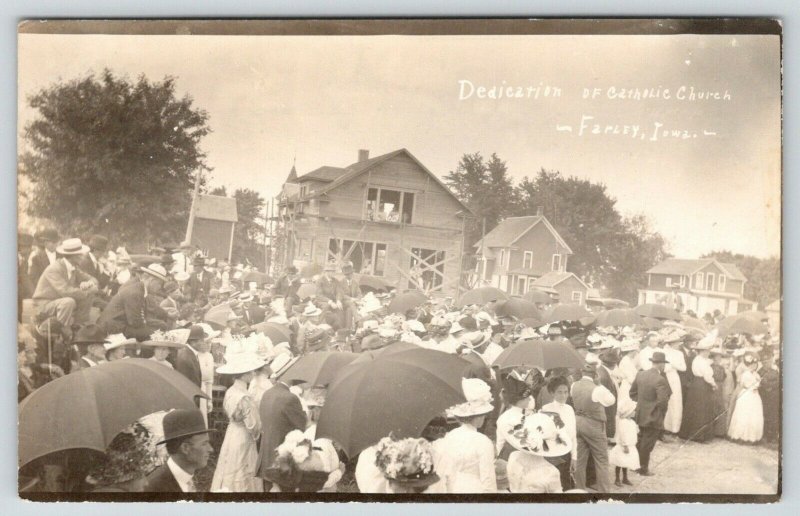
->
xmin=364 ymin=186 xmax=416 ymax=224
xmin=706 ymin=272 xmax=716 ymax=291
xmin=523 ymin=251 xmax=533 ymax=269
xmin=328 ymin=237 xmax=389 ymax=277
xmin=666 ymin=277 xmax=672 ymax=287
xmin=718 ymin=274 xmax=727 ymax=292
xmin=571 ymin=291 xmax=583 ymax=303
xmin=695 ymin=272 xmax=704 ymax=289
xmin=551 ymin=254 xmax=561 ymax=272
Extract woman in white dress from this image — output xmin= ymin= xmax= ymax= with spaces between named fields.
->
xmin=615 ymin=339 xmax=641 ymax=402
xmin=727 ymin=354 xmax=764 ymax=443
xmin=500 ymin=410 xmax=572 ymax=493
xmin=435 ymin=378 xmax=497 ymax=493
xmin=662 ymin=334 xmax=687 ymax=434
xmin=210 ymin=352 xmax=266 ymax=492
xmin=542 ymin=375 xmax=577 ymax=491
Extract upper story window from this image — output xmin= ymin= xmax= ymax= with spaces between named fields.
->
xmin=680 ymin=275 xmax=686 ymax=287
xmin=299 ymin=184 xmax=308 ymax=197
xmin=551 ymin=254 xmax=562 ymax=272
xmin=523 ymin=251 xmax=533 ymax=269
xmin=366 ymin=187 xmax=414 ymax=224
xmin=666 ymin=277 xmax=672 ymax=287
xmin=706 ymin=272 xmax=716 ymax=291
xmin=695 ymin=272 xmax=704 ymax=289
xmin=718 ymin=275 xmax=727 ymax=292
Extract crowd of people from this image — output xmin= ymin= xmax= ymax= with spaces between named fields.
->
xmin=17 ymin=229 xmax=780 ymax=495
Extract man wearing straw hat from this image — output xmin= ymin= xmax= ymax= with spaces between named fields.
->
xmin=98 ymin=263 xmax=170 ymax=341
xmin=32 ymin=237 xmax=99 ymax=335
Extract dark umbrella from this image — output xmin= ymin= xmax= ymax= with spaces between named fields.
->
xmin=277 ymin=351 xmax=358 ymax=386
xmin=301 ymin=263 xmax=323 ymax=278
xmin=387 ymin=291 xmax=427 ymax=315
xmin=129 ymin=254 xmax=162 ymax=268
xmin=594 ymin=308 xmax=642 ymax=328
xmin=352 ymin=274 xmax=391 ymax=293
xmin=456 ymin=287 xmax=509 ymax=308
xmin=316 ymin=348 xmax=470 ymax=457
xmin=19 ymin=359 xmax=205 ymax=468
xmin=241 ymin=271 xmax=271 ymax=285
xmin=634 ymin=303 xmax=681 ymax=321
xmin=520 ymin=317 xmax=544 ymax=328
xmin=493 ymin=338 xmax=584 ymax=370
xmin=495 ymin=298 xmax=542 ymax=320
xmin=522 ymin=289 xmax=554 ymax=304
xmin=681 ymin=315 xmax=708 ymax=332
xmin=639 ymin=317 xmax=664 ymax=330
xmin=543 ymin=303 xmax=592 ymax=323
xmin=251 ymin=322 xmax=293 ymax=343
xmin=715 ymin=315 xmax=769 ymax=338
xmin=204 ymin=304 xmax=236 ymax=329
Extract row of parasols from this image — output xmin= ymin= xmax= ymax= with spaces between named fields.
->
xmin=19 ymin=337 xmax=582 ymax=469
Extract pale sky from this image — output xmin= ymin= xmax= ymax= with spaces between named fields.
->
xmin=18 ymin=33 xmax=781 ymax=258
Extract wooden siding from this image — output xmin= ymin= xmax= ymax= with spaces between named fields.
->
xmin=191 ymin=218 xmax=233 ymax=261
xmin=554 ymin=276 xmax=588 ymax=305
xmin=506 ymin=221 xmax=570 ymax=273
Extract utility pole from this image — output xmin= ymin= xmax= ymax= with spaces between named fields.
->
xmin=184 ymin=170 xmax=202 ymax=245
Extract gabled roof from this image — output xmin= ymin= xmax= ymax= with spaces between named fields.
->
xmin=474 ymin=215 xmax=573 ymax=254
xmin=533 ymin=271 xmax=589 ymax=290
xmin=285 ymin=165 xmax=298 ymax=183
xmin=647 ymin=258 xmax=747 ymax=282
xmin=296 ymin=166 xmax=346 ymax=183
xmin=302 ymin=148 xmax=475 ymax=216
xmin=194 ymin=194 xmax=238 ymax=223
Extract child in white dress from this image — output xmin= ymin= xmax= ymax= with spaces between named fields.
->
xmin=609 ymin=397 xmax=639 ymax=487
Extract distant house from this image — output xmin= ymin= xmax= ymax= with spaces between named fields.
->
xmin=189 ymin=194 xmax=238 ymax=261
xmin=473 ymin=212 xmax=574 ymax=296
xmin=638 ymin=258 xmax=750 ymax=317
xmin=279 ymin=149 xmax=472 ymax=296
xmin=532 ymin=271 xmax=590 ymax=306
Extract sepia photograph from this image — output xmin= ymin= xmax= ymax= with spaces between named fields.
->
xmin=15 ymin=19 xmax=781 ymax=502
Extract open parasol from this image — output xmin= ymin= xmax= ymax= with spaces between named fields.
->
xmin=714 ymin=314 xmax=769 ymax=338
xmin=492 ymin=338 xmax=585 ymax=370
xmin=522 ymin=289 xmax=555 ymax=304
xmin=543 ymin=303 xmax=592 ymax=324
xmin=634 ymin=303 xmax=682 ymax=321
xmin=456 ymin=287 xmax=509 ymax=308
xmin=277 ymin=351 xmax=358 ymax=386
xmin=639 ymin=316 xmax=664 ymax=330
xmin=387 ymin=291 xmax=428 ymax=315
xmin=250 ymin=322 xmax=292 ymax=344
xmin=594 ymin=308 xmax=642 ymax=328
xmin=352 ymin=274 xmax=392 ymax=293
xmin=241 ymin=271 xmax=271 ymax=286
xmin=19 ymin=359 xmax=205 ymax=468
xmin=204 ymin=305 xmax=237 ymax=328
xmin=494 ymin=297 xmax=542 ymax=320
xmin=316 ymin=347 xmax=469 ymax=457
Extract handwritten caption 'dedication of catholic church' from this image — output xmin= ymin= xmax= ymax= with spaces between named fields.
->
xmin=457 ymin=81 xmax=733 ymax=141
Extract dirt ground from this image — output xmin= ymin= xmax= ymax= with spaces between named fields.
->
xmin=611 ymin=437 xmax=780 ymax=495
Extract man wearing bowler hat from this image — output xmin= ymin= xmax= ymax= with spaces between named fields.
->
xmin=188 ymin=255 xmax=211 ymax=305
xmin=28 ymin=228 xmax=59 ymax=288
xmin=146 ymin=409 xmax=214 ymax=492
xmin=629 ymin=350 xmax=672 ymax=477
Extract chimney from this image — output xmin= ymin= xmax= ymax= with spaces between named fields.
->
xmin=358 ymin=149 xmax=370 ymax=162
xmin=536 ymin=206 xmax=543 ymax=217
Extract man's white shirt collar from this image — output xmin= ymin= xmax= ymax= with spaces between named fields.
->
xmin=167 ymin=457 xmax=194 ymax=492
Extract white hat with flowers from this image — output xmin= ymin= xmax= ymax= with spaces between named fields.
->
xmin=446 ymin=378 xmax=494 ymax=419
xmin=500 ymin=409 xmax=572 ymax=458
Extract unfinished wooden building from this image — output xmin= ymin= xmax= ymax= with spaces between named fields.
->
xmin=279 ymin=149 xmax=472 ymax=296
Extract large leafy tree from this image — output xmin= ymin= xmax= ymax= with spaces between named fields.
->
xmin=19 ymin=69 xmax=211 ymax=248
xmin=702 ymin=251 xmax=780 ymax=309
xmin=444 ymin=152 xmax=520 ymax=247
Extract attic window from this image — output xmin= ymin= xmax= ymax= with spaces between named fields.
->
xmin=366 ymin=187 xmax=414 ymax=224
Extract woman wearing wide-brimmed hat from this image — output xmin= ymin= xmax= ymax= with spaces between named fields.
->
xmin=434 ymin=378 xmax=497 ymax=493
xmin=210 ymin=351 xmax=266 ymax=492
xmin=727 ymin=353 xmax=764 ymax=443
xmin=86 ymin=422 xmax=158 ymax=492
xmin=678 ymin=331 xmax=718 ymax=442
xmin=500 ymin=410 xmax=572 ymax=493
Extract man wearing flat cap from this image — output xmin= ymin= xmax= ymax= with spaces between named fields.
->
xmin=146 ymin=409 xmax=214 ymax=492
xmin=629 ymin=351 xmax=672 ymax=477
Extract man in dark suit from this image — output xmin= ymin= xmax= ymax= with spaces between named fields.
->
xmin=28 ymin=228 xmax=59 ymax=288
xmin=337 ymin=261 xmax=361 ymax=330
xmin=629 ymin=351 xmax=672 ymax=476
xmin=188 ymin=256 xmax=212 ymax=305
xmin=79 ymin=235 xmax=111 ymax=291
xmin=257 ymin=355 xmax=308 ymax=491
xmin=597 ymin=348 xmax=619 ymax=441
xmin=174 ymin=325 xmax=205 ymax=388
xmin=273 ymin=266 xmax=301 ymax=313
xmin=97 ymin=263 xmax=169 ymax=341
xmin=239 ymin=292 xmax=266 ymax=326
xmin=146 ymin=409 xmax=213 ymax=492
